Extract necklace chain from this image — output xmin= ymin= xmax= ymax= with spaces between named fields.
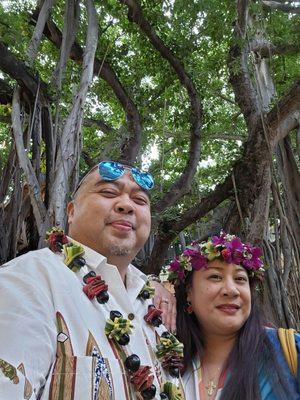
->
xmin=202 ymin=363 xmax=222 ymax=399
xmin=205 ymin=378 xmax=217 ymax=396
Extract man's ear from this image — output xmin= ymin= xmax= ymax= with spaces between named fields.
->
xmin=67 ymin=201 xmax=75 ymax=225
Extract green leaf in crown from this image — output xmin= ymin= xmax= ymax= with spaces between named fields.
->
xmin=161 ymin=382 xmax=183 ymax=400
xmin=156 ymin=332 xmax=184 ymax=359
xmin=105 ymin=317 xmax=134 ymax=341
xmin=201 ymin=240 xmax=220 ymax=261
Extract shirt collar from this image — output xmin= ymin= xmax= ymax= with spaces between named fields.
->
xmin=80 ymin=241 xmax=108 ymax=271
xmin=68 ymin=236 xmax=147 ymax=305
xmin=126 ymin=263 xmax=148 ymax=301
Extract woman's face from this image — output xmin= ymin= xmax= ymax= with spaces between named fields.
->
xmin=187 ymin=259 xmax=251 ymax=338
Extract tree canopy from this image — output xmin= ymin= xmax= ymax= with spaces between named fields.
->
xmin=0 ymin=0 xmax=299 ymax=328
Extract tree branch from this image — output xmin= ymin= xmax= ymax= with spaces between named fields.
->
xmin=174 ymin=177 xmax=233 ymax=233
xmin=0 ymin=146 xmax=16 ymax=203
xmin=222 ymin=79 xmax=300 ymax=236
xmin=119 ymin=0 xmax=203 ymax=214
xmin=146 ymin=176 xmax=233 ymax=274
xmin=250 ymin=37 xmax=300 ymax=58
xmin=27 ymin=0 xmax=56 ymax=64
xmin=0 ymin=78 xmax=13 ymax=104
xmin=49 ymin=0 xmax=99 ymax=228
xmin=148 ymin=110 xmax=274 ymax=271
xmin=267 ymin=77 xmax=300 ymax=145
xmin=81 ymin=149 xmax=95 ymax=168
xmin=236 ymin=0 xmax=249 ymax=36
xmin=277 ymin=137 xmax=300 ymax=228
xmin=247 ymin=167 xmax=271 ymax=243
xmin=213 ymin=90 xmax=237 ymax=105
xmin=31 ymin=10 xmax=142 ymax=163
xmin=83 ymin=117 xmax=115 ymax=134
xmin=50 ymin=0 xmax=80 ymax=91
xmin=223 ymin=55 xmax=300 ymax=237
xmin=11 ymin=88 xmax=48 ymax=235
xmin=209 ymin=133 xmax=245 ymax=141
xmin=0 ymin=41 xmax=47 ymax=102
xmin=262 ymin=1 xmax=300 ymax=13
xmin=228 ymin=0 xmax=261 ymax=129
xmin=148 ymin=50 xmax=300 ymax=271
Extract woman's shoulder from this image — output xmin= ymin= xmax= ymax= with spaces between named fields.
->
xmin=264 ymin=326 xmax=299 ymax=339
xmin=264 ymin=326 xmax=299 ymax=375
xmin=263 ymin=326 xmax=300 ymax=397
xmin=264 ymin=326 xmax=299 ymax=350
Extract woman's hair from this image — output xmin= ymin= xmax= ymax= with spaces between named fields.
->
xmin=176 ymin=273 xmax=293 ymax=400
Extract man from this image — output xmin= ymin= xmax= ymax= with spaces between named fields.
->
xmin=0 ymin=161 xmax=180 ymax=400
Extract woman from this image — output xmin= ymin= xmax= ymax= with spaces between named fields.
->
xmin=167 ymin=231 xmax=300 ymax=400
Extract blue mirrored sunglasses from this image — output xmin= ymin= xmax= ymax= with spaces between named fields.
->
xmin=98 ymin=161 xmax=154 ymax=190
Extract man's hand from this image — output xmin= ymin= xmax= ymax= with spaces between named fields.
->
xmin=151 ymin=281 xmax=177 ymax=334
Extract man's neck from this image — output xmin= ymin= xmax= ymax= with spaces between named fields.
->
xmin=106 ymin=255 xmax=130 ymax=284
xmin=67 ymin=235 xmax=130 ymax=284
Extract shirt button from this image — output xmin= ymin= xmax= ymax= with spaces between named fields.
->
xmin=128 ymin=313 xmax=135 ymax=320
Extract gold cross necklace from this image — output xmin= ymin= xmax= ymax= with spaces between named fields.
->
xmin=205 ymin=378 xmax=217 ymax=396
xmin=202 ymin=363 xmax=222 ymax=398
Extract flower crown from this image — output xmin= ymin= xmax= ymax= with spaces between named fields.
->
xmin=167 ymin=231 xmax=265 ymax=284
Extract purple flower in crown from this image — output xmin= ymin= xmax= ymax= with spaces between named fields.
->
xmin=182 ymin=248 xmax=207 ymax=270
xmin=219 ymin=237 xmax=243 ymax=265
xmin=169 ymin=257 xmax=185 ymax=281
xmin=211 ymin=232 xmax=226 ymax=246
xmin=228 ymin=237 xmax=244 ymax=264
xmin=182 ymin=248 xmax=197 ymax=257
xmin=242 ymin=245 xmax=263 ymax=270
xmin=228 ymin=237 xmax=244 ymax=252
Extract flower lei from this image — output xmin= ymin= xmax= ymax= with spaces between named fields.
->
xmin=105 ymin=311 xmax=134 ymax=344
xmin=167 ymin=231 xmax=265 ymax=284
xmin=46 ymin=228 xmax=184 ymax=400
xmin=156 ymin=332 xmax=184 ymax=378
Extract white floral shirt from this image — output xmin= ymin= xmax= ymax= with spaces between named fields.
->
xmin=0 ymin=244 xmax=184 ymax=400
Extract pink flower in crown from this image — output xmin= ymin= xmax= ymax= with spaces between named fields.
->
xmin=211 ymin=234 xmax=226 ymax=246
xmin=182 ymin=248 xmax=207 ymax=270
xmin=169 ymin=257 xmax=185 ymax=281
xmin=228 ymin=237 xmax=243 ymax=252
xmin=182 ymin=248 xmax=197 ymax=257
xmin=223 ymin=237 xmax=244 ymax=265
xmin=167 ymin=232 xmax=265 ymax=283
xmin=242 ymin=245 xmax=263 ymax=270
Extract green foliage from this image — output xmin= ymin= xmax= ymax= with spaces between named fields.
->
xmin=0 ymin=0 xmax=299 ymax=238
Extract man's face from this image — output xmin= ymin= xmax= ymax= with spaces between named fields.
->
xmin=67 ymin=169 xmax=151 ymax=263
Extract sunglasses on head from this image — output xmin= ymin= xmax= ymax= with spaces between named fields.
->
xmin=98 ymin=161 xmax=154 ymax=191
